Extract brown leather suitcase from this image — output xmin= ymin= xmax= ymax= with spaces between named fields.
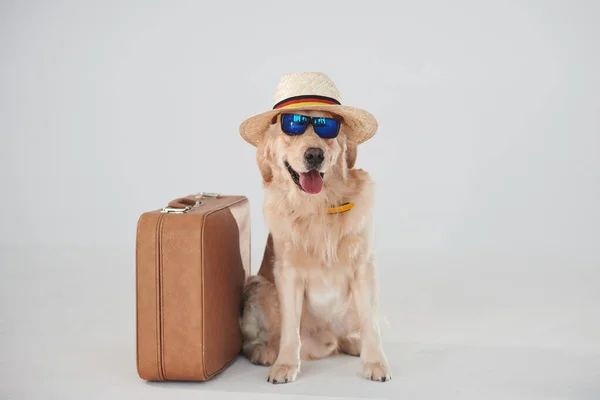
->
xmin=135 ymin=193 xmax=250 ymax=381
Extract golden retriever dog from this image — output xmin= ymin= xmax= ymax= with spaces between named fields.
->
xmin=239 ymin=109 xmax=391 ymax=384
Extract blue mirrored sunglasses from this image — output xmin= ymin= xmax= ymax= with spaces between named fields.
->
xmin=280 ymin=114 xmax=341 ymax=139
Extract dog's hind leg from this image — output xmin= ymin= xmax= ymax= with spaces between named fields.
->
xmin=300 ymin=329 xmax=339 ymax=360
xmin=240 ymin=275 xmax=280 ymax=366
xmin=338 ymin=334 xmax=361 ymax=357
xmin=243 ymin=342 xmax=277 ymax=367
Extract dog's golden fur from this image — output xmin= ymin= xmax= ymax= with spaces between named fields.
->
xmin=240 ymin=110 xmax=391 ymax=383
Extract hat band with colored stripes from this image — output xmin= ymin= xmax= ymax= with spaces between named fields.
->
xmin=273 ymin=95 xmax=341 ymax=110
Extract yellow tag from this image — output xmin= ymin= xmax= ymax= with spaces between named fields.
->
xmin=327 ymin=202 xmax=355 ymax=215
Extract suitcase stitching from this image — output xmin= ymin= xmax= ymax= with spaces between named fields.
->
xmin=155 ymin=213 xmax=166 ymax=381
xmin=160 ymin=214 xmax=168 ymax=380
xmin=154 ymin=214 xmax=160 ymax=380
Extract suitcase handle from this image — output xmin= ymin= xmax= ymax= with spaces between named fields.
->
xmin=160 ymin=197 xmax=196 ymax=214
xmin=161 ymin=193 xmax=221 ymax=213
xmin=168 ymin=197 xmax=197 ymax=208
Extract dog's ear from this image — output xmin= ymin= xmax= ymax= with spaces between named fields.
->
xmin=341 ymin=122 xmax=358 ymax=169
xmin=256 ymin=139 xmax=273 ymax=184
xmin=345 ymin=140 xmax=357 ymax=169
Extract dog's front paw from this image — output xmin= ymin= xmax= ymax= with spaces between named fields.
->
xmin=363 ymin=361 xmax=392 ymax=382
xmin=267 ymin=363 xmax=299 ymax=384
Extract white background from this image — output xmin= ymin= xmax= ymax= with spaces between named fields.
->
xmin=1 ymin=1 xmax=599 ymax=399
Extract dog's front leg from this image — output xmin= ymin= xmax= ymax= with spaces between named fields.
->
xmin=352 ymin=260 xmax=392 ymax=382
xmin=268 ymin=264 xmax=303 ymax=384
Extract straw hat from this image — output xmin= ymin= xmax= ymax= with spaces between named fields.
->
xmin=239 ymin=72 xmax=378 ymax=146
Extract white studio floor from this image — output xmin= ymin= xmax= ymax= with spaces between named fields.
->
xmin=1 ymin=245 xmax=599 ymax=400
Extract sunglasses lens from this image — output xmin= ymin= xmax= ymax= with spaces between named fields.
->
xmin=281 ymin=114 xmax=309 ymax=135
xmin=312 ymin=117 xmax=340 ymax=139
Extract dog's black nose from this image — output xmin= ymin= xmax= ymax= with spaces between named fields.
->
xmin=304 ymin=147 xmax=324 ymax=168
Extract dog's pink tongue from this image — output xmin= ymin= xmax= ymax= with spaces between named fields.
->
xmin=299 ymin=170 xmax=323 ymax=194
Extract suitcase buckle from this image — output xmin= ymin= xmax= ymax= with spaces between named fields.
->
xmin=160 ymin=206 xmax=192 ymax=214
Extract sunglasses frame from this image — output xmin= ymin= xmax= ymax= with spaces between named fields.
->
xmin=279 ymin=113 xmax=342 ymax=139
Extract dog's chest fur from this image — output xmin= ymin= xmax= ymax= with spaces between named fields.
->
xmin=264 ymin=170 xmax=373 ymax=322
xmin=266 ymin=170 xmax=373 ymax=264
xmin=304 ymin=265 xmax=354 ymax=323
xmin=270 ymin=200 xmax=368 ymax=264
